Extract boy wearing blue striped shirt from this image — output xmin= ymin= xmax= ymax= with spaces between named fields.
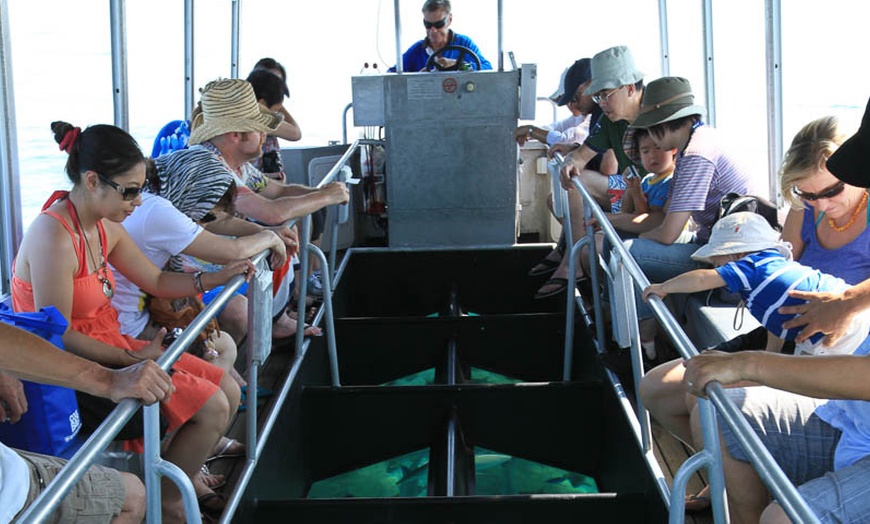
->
xmin=643 ymin=212 xmax=870 ymax=356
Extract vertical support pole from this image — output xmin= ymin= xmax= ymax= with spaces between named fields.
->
xmin=701 ymin=0 xmax=716 ymax=126
xmin=144 ymin=403 xmax=201 ymax=523
xmin=309 ymin=245 xmax=341 ymax=387
xmin=615 ymin=257 xmax=651 ymax=453
xmin=230 ymin=0 xmax=241 ymax=78
xmin=0 ymin=0 xmax=22 ymax=295
xmin=184 ymin=0 xmax=195 ymax=116
xmin=497 ymin=0 xmax=504 ymax=72
xmin=657 ymin=0 xmax=671 ymax=76
xmin=765 ymin=0 xmax=784 ymax=203
xmin=296 ymin=215 xmax=312 ymax=354
xmin=393 ymin=0 xmax=403 ymax=74
xmin=246 ymin=258 xmax=273 ymax=457
xmin=109 ymin=0 xmax=129 ymax=130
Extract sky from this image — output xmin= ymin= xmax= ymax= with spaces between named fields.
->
xmin=6 ymin=0 xmax=870 ymax=227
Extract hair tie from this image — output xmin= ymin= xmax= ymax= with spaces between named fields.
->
xmin=59 ymin=126 xmax=81 ymax=153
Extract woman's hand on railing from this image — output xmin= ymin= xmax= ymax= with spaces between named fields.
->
xmin=202 ymin=259 xmax=257 ymax=290
xmin=107 ymin=360 xmax=174 ymax=405
xmin=128 ymin=328 xmax=166 ymax=363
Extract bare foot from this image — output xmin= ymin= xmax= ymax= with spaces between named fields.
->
xmin=272 ymin=311 xmax=322 ymax=338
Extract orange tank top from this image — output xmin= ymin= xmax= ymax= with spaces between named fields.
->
xmin=12 ymin=191 xmax=143 ymax=351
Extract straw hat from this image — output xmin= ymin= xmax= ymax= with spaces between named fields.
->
xmin=630 ymin=77 xmax=706 ymax=129
xmin=827 ymin=96 xmax=870 ymax=188
xmin=583 ymin=46 xmax=644 ymax=96
xmin=691 ymin=212 xmax=792 ymax=264
xmin=188 ymin=78 xmax=282 ymax=145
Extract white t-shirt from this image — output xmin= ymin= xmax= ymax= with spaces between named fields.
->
xmin=0 ymin=443 xmax=28 ymax=523
xmin=112 ymin=193 xmax=203 ymax=337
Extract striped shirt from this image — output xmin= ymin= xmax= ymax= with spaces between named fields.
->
xmin=667 ymin=125 xmax=755 ymax=242
xmin=716 ymin=249 xmax=850 ymax=344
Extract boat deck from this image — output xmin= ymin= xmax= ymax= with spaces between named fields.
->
xmin=211 ymin=246 xmax=715 ymax=523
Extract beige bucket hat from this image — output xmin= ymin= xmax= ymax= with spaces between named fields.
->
xmin=188 ymin=78 xmax=282 ymax=145
xmin=691 ymin=212 xmax=792 ymax=264
xmin=584 ymin=45 xmax=644 ymax=96
xmin=629 ymin=76 xmax=706 ymax=129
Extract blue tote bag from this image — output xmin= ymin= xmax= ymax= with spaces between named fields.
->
xmin=0 ymin=303 xmax=82 ymax=458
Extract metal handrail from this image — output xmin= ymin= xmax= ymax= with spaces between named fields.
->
xmin=554 ymin=158 xmax=819 ymax=523
xmin=15 ymin=252 xmax=264 ymax=523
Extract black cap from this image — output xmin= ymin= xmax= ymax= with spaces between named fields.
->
xmin=828 ymin=96 xmax=870 ymax=187
xmin=556 ymin=58 xmax=592 ymax=106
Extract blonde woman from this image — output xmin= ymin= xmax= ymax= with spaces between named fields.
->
xmin=639 ymin=115 xmax=870 ymax=513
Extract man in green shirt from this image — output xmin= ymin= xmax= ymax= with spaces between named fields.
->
xmin=536 ymin=45 xmax=647 ymax=298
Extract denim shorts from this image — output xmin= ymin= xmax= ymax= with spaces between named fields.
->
xmin=719 ymin=387 xmax=870 ymax=523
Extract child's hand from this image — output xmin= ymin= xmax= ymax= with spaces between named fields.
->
xmin=643 ymin=284 xmax=667 ymax=302
xmin=625 ymin=176 xmax=641 ymax=190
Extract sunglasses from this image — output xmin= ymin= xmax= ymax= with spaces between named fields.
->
xmin=423 ymin=16 xmax=448 ymax=29
xmin=98 ymin=174 xmax=143 ymax=201
xmin=792 ymin=181 xmax=846 ymax=201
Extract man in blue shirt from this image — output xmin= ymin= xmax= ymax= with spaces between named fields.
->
xmin=390 ymin=0 xmax=492 ymax=72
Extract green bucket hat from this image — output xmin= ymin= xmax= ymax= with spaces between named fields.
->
xmin=629 ymin=77 xmax=706 ymax=129
xmin=583 ymin=45 xmax=644 ymax=96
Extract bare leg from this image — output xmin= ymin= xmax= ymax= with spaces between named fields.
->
xmin=760 ymin=502 xmax=793 ymax=524
xmin=638 ymin=358 xmax=694 ymax=445
xmin=538 ymin=170 xmax=612 ymax=295
xmin=160 ymin=390 xmax=230 ymax=522
xmin=217 ymin=295 xmax=248 ymax=345
xmin=111 ymin=472 xmax=146 ymax=524
xmin=722 ymin=439 xmax=771 ymax=523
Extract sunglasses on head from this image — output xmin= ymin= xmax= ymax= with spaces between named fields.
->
xmin=423 ymin=16 xmax=448 ymax=29
xmin=792 ymin=180 xmax=846 ymax=201
xmin=98 ymin=174 xmax=143 ymax=201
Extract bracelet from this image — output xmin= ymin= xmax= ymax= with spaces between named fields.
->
xmin=192 ymin=271 xmax=205 ymax=293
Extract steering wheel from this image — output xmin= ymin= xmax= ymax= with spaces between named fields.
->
xmin=425 ymin=45 xmax=482 ymax=72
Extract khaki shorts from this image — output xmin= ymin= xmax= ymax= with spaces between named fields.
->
xmin=15 ymin=449 xmax=126 ymax=523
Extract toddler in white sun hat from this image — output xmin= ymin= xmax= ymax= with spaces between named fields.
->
xmin=643 ymin=211 xmax=870 ymax=355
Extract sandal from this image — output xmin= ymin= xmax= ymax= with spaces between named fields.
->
xmin=685 ymin=487 xmax=711 ymax=512
xmin=528 ymin=257 xmax=561 ymax=277
xmin=533 ymin=276 xmax=590 ymax=300
xmin=197 ymin=491 xmax=227 ymax=522
xmin=206 ymin=437 xmax=244 ymax=463
xmin=199 ymin=464 xmax=226 ymax=490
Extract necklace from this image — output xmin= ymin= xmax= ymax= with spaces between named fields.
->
xmin=68 ymin=199 xmax=114 ymax=298
xmin=828 ymin=191 xmax=869 ymax=233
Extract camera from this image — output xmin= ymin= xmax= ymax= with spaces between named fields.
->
xmin=163 ymin=327 xmax=184 ymax=347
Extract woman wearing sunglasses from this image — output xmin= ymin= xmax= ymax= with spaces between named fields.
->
xmin=640 ymin=115 xmax=870 ymax=513
xmin=11 ymin=121 xmax=255 ymax=522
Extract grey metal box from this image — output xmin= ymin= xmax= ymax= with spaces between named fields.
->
xmin=380 ymin=71 xmax=521 ymax=247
